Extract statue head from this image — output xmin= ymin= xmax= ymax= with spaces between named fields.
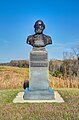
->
xmin=27 ymin=20 xmax=52 ymax=48
xmin=34 ymin=20 xmax=45 ymax=34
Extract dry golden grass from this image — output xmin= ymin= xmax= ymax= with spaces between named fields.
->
xmin=0 ymin=66 xmax=79 ymax=89
xmin=49 ymin=74 xmax=79 ymax=88
xmin=0 ymin=66 xmax=29 ymax=89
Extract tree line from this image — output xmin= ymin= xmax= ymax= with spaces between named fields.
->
xmin=49 ymin=44 xmax=79 ymax=80
xmin=0 ymin=57 xmax=78 ymax=80
xmin=0 ymin=60 xmax=29 ymax=68
xmin=0 ymin=44 xmax=79 ymax=80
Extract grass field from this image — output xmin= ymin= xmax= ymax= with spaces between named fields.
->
xmin=0 ymin=88 xmax=79 ymax=120
xmin=0 ymin=66 xmax=79 ymax=89
xmin=0 ymin=66 xmax=79 ymax=119
xmin=0 ymin=66 xmax=29 ymax=89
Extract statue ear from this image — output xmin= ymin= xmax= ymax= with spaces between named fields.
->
xmin=34 ymin=24 xmax=35 ymax=28
xmin=43 ymin=24 xmax=45 ymax=30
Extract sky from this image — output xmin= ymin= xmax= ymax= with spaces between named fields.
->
xmin=0 ymin=0 xmax=79 ymax=63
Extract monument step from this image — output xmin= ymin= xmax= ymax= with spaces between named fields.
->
xmin=23 ymin=90 xmax=54 ymax=100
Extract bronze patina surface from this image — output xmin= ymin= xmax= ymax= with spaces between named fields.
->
xmin=26 ymin=20 xmax=52 ymax=48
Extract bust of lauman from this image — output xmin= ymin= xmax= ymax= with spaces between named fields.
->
xmin=26 ymin=20 xmax=52 ymax=48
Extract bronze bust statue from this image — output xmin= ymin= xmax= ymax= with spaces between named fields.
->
xmin=26 ymin=20 xmax=52 ymax=48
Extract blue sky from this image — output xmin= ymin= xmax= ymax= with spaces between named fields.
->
xmin=0 ymin=0 xmax=79 ymax=63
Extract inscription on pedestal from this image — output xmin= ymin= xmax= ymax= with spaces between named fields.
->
xmin=30 ymin=52 xmax=47 ymax=61
xmin=30 ymin=51 xmax=48 ymax=67
xmin=30 ymin=62 xmax=48 ymax=67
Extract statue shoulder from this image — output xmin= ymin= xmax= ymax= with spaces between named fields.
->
xmin=43 ymin=34 xmax=52 ymax=44
xmin=27 ymin=35 xmax=33 ymax=40
xmin=27 ymin=35 xmax=34 ymax=46
xmin=44 ymin=34 xmax=51 ymax=39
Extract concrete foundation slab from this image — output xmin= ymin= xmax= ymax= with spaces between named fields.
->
xmin=13 ymin=91 xmax=64 ymax=103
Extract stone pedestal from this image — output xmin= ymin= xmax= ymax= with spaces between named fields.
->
xmin=29 ymin=50 xmax=49 ymax=90
xmin=23 ymin=48 xmax=54 ymax=100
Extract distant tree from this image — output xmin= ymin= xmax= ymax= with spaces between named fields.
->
xmin=72 ymin=44 xmax=79 ymax=78
xmin=10 ymin=60 xmax=29 ymax=68
xmin=49 ymin=59 xmax=63 ymax=77
xmin=72 ymin=44 xmax=79 ymax=59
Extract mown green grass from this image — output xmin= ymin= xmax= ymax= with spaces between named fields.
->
xmin=0 ymin=88 xmax=79 ymax=120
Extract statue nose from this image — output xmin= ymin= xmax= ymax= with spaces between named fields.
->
xmin=36 ymin=26 xmax=43 ymax=30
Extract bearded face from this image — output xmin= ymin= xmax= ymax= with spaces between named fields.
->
xmin=34 ymin=20 xmax=45 ymax=34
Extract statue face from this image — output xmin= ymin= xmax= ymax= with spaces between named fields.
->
xmin=35 ymin=21 xmax=44 ymax=34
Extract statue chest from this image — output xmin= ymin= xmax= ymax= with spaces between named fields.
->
xmin=33 ymin=35 xmax=45 ymax=47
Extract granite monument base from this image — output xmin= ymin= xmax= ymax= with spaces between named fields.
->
xmin=29 ymin=67 xmax=49 ymax=90
xmin=23 ymin=89 xmax=54 ymax=100
xmin=23 ymin=49 xmax=54 ymax=100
